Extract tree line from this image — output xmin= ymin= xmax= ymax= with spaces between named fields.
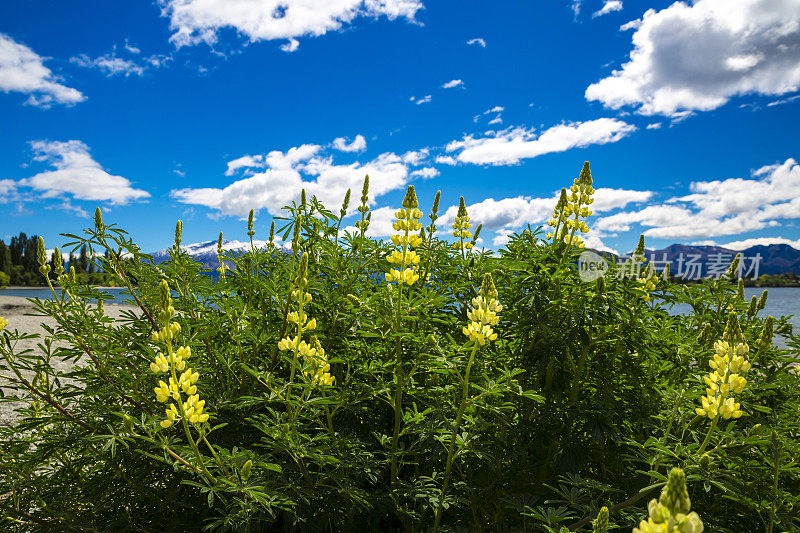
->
xmin=0 ymin=232 xmax=117 ymax=287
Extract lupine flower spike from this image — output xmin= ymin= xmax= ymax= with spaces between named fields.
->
xmin=175 ymin=220 xmax=183 ymax=250
xmin=547 ymin=162 xmax=594 ymax=247
xmin=451 ymin=197 xmax=473 ymax=257
xmin=354 ymin=175 xmax=371 ymax=235
xmin=150 ymin=280 xmax=209 ymax=428
xmin=37 ymin=237 xmax=50 ymax=277
xmin=278 ymin=253 xmax=334 ymax=387
xmin=216 ymin=232 xmax=227 ymax=277
xmin=635 ymin=263 xmax=657 ymax=302
xmin=633 ymin=468 xmax=703 ymax=533
xmin=0 ymin=317 xmax=7 ymax=332
xmin=463 ymin=274 xmax=502 ymax=345
xmin=695 ymin=313 xmax=750 ymax=420
xmin=593 ymin=506 xmax=609 ymax=533
xmin=385 ymin=186 xmax=425 ymax=286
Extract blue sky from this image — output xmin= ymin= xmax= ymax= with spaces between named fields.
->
xmin=1 ymin=0 xmax=799 ymax=254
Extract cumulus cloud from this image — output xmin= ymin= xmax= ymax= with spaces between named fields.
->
xmin=172 ymin=143 xmax=412 ymax=217
xmin=593 ymin=0 xmax=622 ymax=18
xmin=402 ymin=148 xmax=429 ymax=165
xmin=17 ymin=140 xmax=150 ymax=204
xmin=410 ymin=166 xmax=439 ymax=179
xmin=280 ymin=38 xmax=300 ymax=52
xmin=0 ymin=32 xmax=85 ymax=107
xmin=595 ymin=158 xmax=800 ymax=239
xmin=160 ymin=0 xmax=423 ymax=48
xmin=411 ymin=94 xmax=432 ymax=104
xmin=435 ymin=155 xmax=457 ymax=165
xmin=442 ymin=79 xmax=464 ymax=89
xmin=466 ymin=38 xmax=486 ymax=47
xmin=332 ymin=134 xmax=367 ymax=153
xmin=445 ymin=118 xmax=636 ymax=165
xmin=225 ymin=154 xmax=265 ymax=176
xmin=586 ymin=0 xmax=800 ymax=116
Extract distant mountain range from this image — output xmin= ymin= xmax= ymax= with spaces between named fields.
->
xmin=150 ymin=241 xmax=800 ymax=279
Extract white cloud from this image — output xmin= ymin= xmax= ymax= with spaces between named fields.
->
xmin=71 ymin=54 xmax=143 ymax=77
xmin=721 ymin=237 xmax=800 ymax=251
xmin=410 ymin=167 xmax=439 ymax=179
xmin=593 ymin=0 xmax=622 ymax=18
xmin=442 ymin=79 xmax=464 ymax=89
xmin=466 ymin=38 xmax=486 ymax=47
xmin=446 ymin=118 xmax=636 ymax=165
xmin=646 ymin=122 xmax=662 ymax=130
xmin=225 ymin=154 xmax=265 ymax=176
xmin=0 ymin=32 xmax=85 ymax=107
xmin=70 ymin=44 xmax=172 ymax=77
xmin=586 ymin=0 xmax=800 ymax=116
xmin=595 ymin=158 xmax=800 ymax=239
xmin=402 ymin=148 xmax=429 ymax=165
xmin=161 ymin=0 xmax=423 ymax=48
xmin=474 ymin=105 xmax=504 ymax=124
xmin=332 ymin=134 xmax=367 ymax=153
xmin=172 ymin=143 xmax=412 ymax=217
xmin=435 ymin=155 xmax=457 ymax=165
xmin=411 ymin=94 xmax=432 ymax=105
xmin=124 ymin=40 xmax=141 ymax=54
xmin=17 ymin=140 xmax=150 ymax=204
xmin=592 ymin=187 xmax=653 ymax=211
xmin=280 ymin=38 xmax=300 ymax=52
xmin=0 ymin=179 xmax=17 ymax=203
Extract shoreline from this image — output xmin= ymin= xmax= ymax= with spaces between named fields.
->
xmin=0 ymin=295 xmax=139 ymax=425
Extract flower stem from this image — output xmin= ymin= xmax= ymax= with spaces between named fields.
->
xmin=433 ymin=342 xmax=479 ymax=532
xmin=697 ymin=414 xmax=719 ymax=456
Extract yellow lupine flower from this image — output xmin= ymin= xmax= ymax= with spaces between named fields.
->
xmin=385 ymin=186 xmax=425 ymax=286
xmin=547 ymin=162 xmax=594 ymax=247
xmin=463 ymin=275 xmax=502 ymax=345
xmin=0 ymin=317 xmax=7 ymax=332
xmin=633 ymin=468 xmax=703 ymax=533
xmin=695 ymin=315 xmax=750 ymax=420
xmin=149 ymin=280 xmax=210 ymax=429
xmin=279 ymin=253 xmax=335 ymax=389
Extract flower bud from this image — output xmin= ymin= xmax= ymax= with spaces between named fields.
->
xmin=401 ymin=185 xmax=419 ymax=209
xmin=592 ymin=506 xmax=609 ymax=533
xmin=174 ymin=220 xmax=183 ymax=248
xmin=241 ymin=459 xmax=253 ymax=482
xmin=247 ymin=209 xmax=255 ymax=237
xmin=94 ymin=207 xmax=103 ymax=232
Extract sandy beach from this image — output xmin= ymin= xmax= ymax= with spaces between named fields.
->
xmin=0 ymin=294 xmax=138 ymax=425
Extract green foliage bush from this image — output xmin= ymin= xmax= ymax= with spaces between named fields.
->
xmin=1 ymin=164 xmax=798 ymax=532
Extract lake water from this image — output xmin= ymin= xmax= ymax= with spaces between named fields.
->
xmin=1 ymin=287 xmax=131 ymax=304
xmin=2 ymin=286 xmax=797 ymax=338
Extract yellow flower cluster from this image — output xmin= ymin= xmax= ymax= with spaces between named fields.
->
xmin=695 ymin=314 xmax=750 ymax=420
xmin=304 ymin=338 xmax=334 ymax=387
xmin=695 ymin=339 xmax=750 ymax=420
xmin=150 ymin=281 xmax=209 ymax=428
xmin=635 ymin=264 xmax=657 ymax=302
xmin=451 ymin=197 xmax=474 ymax=254
xmin=463 ymin=274 xmax=502 ymax=345
xmin=546 ymin=162 xmax=595 ymax=248
xmin=634 ymin=468 xmax=703 ymax=533
xmin=278 ymin=253 xmax=334 ymax=387
xmin=385 ymin=186 xmax=425 ymax=286
xmin=0 ymin=316 xmax=7 ymax=331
